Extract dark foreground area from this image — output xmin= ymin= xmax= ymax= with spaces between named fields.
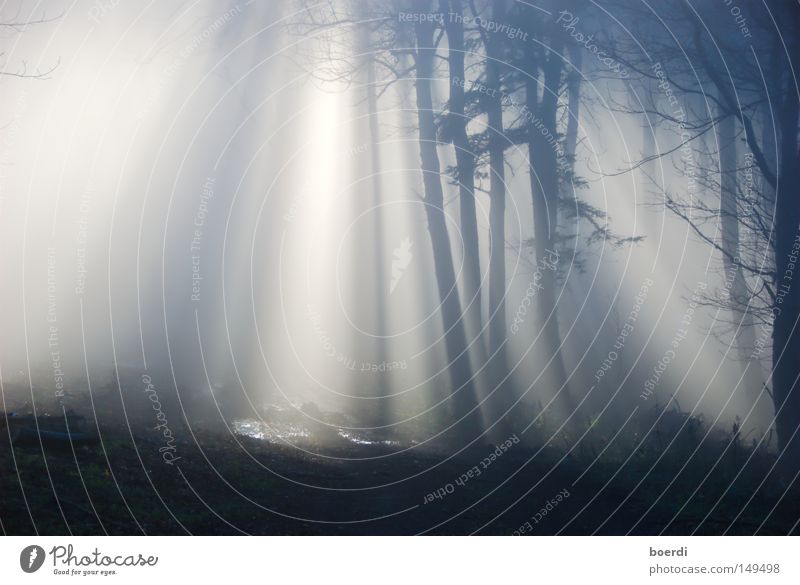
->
xmin=2 ymin=407 xmax=799 ymax=536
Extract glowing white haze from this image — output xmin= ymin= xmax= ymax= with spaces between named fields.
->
xmin=0 ymin=0 xmax=766 ymax=446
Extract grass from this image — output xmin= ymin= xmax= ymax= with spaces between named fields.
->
xmin=2 ymin=399 xmax=799 ymax=535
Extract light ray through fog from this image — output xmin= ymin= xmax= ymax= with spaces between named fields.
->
xmin=3 ymin=0 xmax=800 ymax=540
xmin=0 ymin=1 xmax=766 ymax=430
xmin=0 ymin=0 xmax=800 ymax=534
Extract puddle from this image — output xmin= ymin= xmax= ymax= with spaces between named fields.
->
xmin=233 ymin=418 xmax=399 ymax=447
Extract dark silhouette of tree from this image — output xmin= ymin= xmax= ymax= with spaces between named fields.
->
xmin=355 ymin=0 xmax=391 ymax=427
xmin=297 ymin=0 xmax=631 ymax=435
xmin=601 ymin=0 xmax=800 ymax=472
xmin=410 ymin=0 xmax=478 ymax=425
xmin=439 ymin=0 xmax=484 ymax=353
xmin=516 ymin=2 xmax=573 ymax=410
xmin=470 ymin=0 xmax=509 ymax=366
xmin=716 ymin=110 xmax=766 ymax=407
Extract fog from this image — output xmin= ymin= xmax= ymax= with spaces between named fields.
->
xmin=3 ymin=0 xmax=799 ymax=537
xmin=0 ymin=1 xmax=767 ymax=441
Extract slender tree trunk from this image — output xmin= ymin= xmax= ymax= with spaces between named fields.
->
xmin=717 ymin=113 xmax=765 ymax=407
xmin=525 ymin=44 xmax=572 ymax=409
xmin=770 ymin=78 xmax=800 ymax=471
xmin=637 ymin=75 xmax=659 ymax=194
xmin=485 ymin=2 xmax=508 ymax=365
xmin=413 ymin=6 xmax=477 ymax=422
xmin=561 ymin=45 xmax=581 ymax=272
xmin=366 ymin=45 xmax=384 ymax=311
xmin=441 ymin=0 xmax=483 ymax=352
xmin=354 ymin=2 xmax=389 ymax=427
xmin=564 ymin=47 xmax=581 ymax=182
xmin=759 ymin=94 xmax=779 ymax=307
xmin=367 ymin=44 xmax=391 ymax=426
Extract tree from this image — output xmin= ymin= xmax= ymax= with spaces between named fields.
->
xmin=411 ymin=0 xmax=478 ymax=426
xmin=603 ymin=0 xmax=800 ymax=471
xmin=471 ymin=0 xmax=509 ymax=365
xmin=356 ymin=0 xmax=390 ymax=425
xmin=715 ymin=110 xmax=766 ymax=409
xmin=440 ymin=0 xmax=484 ymax=351
xmin=517 ymin=3 xmax=573 ymax=410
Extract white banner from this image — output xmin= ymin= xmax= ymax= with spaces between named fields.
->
xmin=1 ymin=537 xmax=797 ymax=584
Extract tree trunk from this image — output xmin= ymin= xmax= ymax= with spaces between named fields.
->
xmin=357 ymin=0 xmax=388 ymax=427
xmin=525 ymin=44 xmax=572 ymax=410
xmin=770 ymin=80 xmax=800 ymax=471
xmin=564 ymin=47 xmax=581 ymax=180
xmin=366 ymin=41 xmax=384 ymax=312
xmin=484 ymin=2 xmax=508 ymax=365
xmin=716 ymin=112 xmax=766 ymax=410
xmin=441 ymin=0 xmax=483 ymax=353
xmin=413 ymin=6 xmax=477 ymax=423
xmin=561 ymin=44 xmax=581 ymax=272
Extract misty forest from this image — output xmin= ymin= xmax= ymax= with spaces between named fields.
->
xmin=1 ymin=0 xmax=800 ymax=536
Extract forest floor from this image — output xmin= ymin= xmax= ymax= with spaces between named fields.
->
xmin=2 ymin=401 xmax=799 ymax=535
